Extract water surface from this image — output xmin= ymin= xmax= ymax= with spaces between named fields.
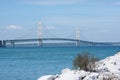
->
xmin=0 ymin=46 xmax=120 ymax=80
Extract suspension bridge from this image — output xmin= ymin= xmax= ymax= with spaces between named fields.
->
xmin=0 ymin=22 xmax=120 ymax=47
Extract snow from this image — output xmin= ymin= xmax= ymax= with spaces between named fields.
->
xmin=96 ymin=52 xmax=120 ymax=74
xmin=37 ymin=52 xmax=120 ymax=80
xmin=37 ymin=75 xmax=55 ymax=80
xmin=83 ymin=73 xmax=99 ymax=80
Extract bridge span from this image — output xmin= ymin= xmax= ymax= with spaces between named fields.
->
xmin=0 ymin=38 xmax=119 ymax=47
xmin=0 ymin=22 xmax=120 ymax=47
xmin=0 ymin=38 xmax=82 ymax=47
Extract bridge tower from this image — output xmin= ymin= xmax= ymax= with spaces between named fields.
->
xmin=38 ymin=22 xmax=43 ymax=47
xmin=76 ymin=27 xmax=80 ymax=46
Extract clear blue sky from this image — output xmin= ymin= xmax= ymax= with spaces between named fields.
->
xmin=0 ymin=0 xmax=120 ymax=42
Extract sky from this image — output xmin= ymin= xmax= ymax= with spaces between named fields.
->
xmin=0 ymin=0 xmax=120 ymax=42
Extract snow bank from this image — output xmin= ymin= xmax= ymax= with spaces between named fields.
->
xmin=37 ymin=52 xmax=120 ymax=80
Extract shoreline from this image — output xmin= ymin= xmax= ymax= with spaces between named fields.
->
xmin=38 ymin=52 xmax=120 ymax=80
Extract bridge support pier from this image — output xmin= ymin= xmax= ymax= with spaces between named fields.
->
xmin=0 ymin=41 xmax=2 ymax=47
xmin=2 ymin=41 xmax=6 ymax=47
xmin=76 ymin=41 xmax=80 ymax=46
xmin=0 ymin=41 xmax=6 ymax=47
xmin=11 ymin=41 xmax=15 ymax=47
xmin=91 ymin=43 xmax=95 ymax=46
xmin=38 ymin=39 xmax=42 ymax=47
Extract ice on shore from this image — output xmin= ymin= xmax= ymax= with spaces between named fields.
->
xmin=37 ymin=52 xmax=120 ymax=80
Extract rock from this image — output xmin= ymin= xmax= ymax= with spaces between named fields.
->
xmin=37 ymin=52 xmax=120 ymax=80
xmin=95 ymin=52 xmax=120 ymax=74
xmin=83 ymin=73 xmax=99 ymax=80
xmin=55 ymin=69 xmax=80 ymax=80
xmin=37 ymin=75 xmax=55 ymax=80
xmin=76 ymin=70 xmax=90 ymax=79
xmin=61 ymin=68 xmax=71 ymax=74
xmin=98 ymin=72 xmax=120 ymax=80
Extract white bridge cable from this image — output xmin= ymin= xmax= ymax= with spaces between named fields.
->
xmin=0 ymin=27 xmax=32 ymax=40
xmin=42 ymin=24 xmax=58 ymax=38
xmin=15 ymin=22 xmax=58 ymax=39
xmin=13 ymin=25 xmax=37 ymax=40
xmin=66 ymin=27 xmax=89 ymax=41
xmin=0 ymin=28 xmax=9 ymax=39
xmin=79 ymin=29 xmax=88 ymax=41
xmin=3 ymin=22 xmax=88 ymax=41
xmin=10 ymin=23 xmax=56 ymax=40
xmin=65 ymin=29 xmax=75 ymax=39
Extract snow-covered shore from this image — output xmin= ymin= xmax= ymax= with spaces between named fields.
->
xmin=37 ymin=52 xmax=120 ymax=80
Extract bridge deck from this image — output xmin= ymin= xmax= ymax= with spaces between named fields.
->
xmin=3 ymin=38 xmax=120 ymax=46
xmin=5 ymin=38 xmax=80 ymax=42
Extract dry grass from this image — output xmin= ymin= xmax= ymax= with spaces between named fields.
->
xmin=73 ymin=52 xmax=99 ymax=71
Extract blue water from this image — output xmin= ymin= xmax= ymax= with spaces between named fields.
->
xmin=0 ymin=46 xmax=120 ymax=80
